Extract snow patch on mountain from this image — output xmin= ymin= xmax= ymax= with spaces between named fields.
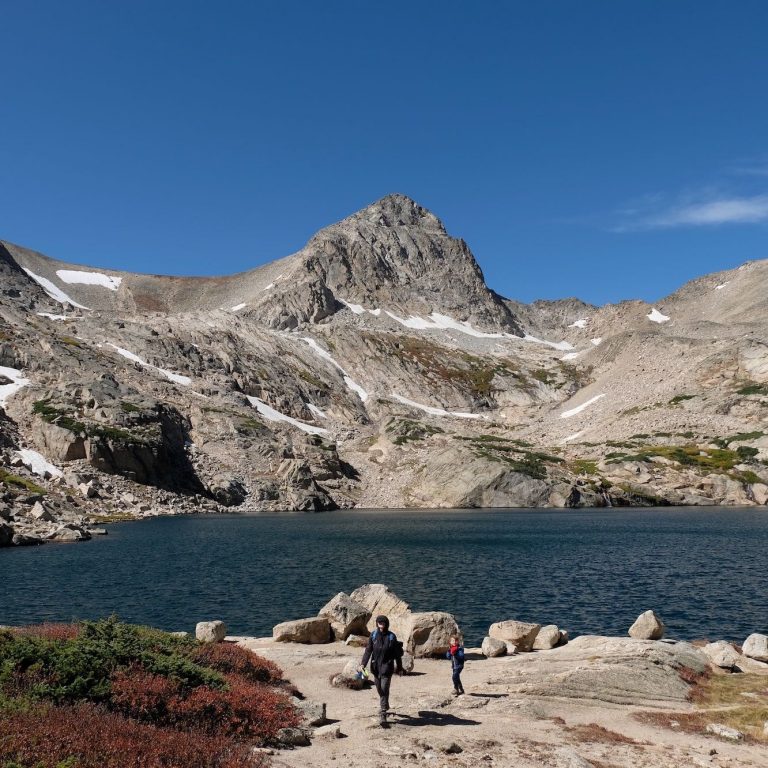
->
xmin=647 ymin=308 xmax=670 ymax=323
xmin=560 ymin=393 xmax=605 ymax=419
xmin=246 ymin=396 xmax=329 ymax=436
xmin=300 ymin=337 xmax=369 ymax=402
xmin=56 ymin=269 xmax=122 ymax=291
xmin=16 ymin=449 xmax=63 ymax=478
xmin=0 ymin=366 xmax=30 ymax=407
xmin=391 ymin=393 xmax=483 ymax=419
xmin=23 ymin=268 xmax=90 ymax=309
xmin=108 ymin=345 xmax=191 ymax=386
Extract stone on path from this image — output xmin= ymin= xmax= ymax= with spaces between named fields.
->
xmin=196 ymin=620 xmax=227 ymax=643
xmin=313 ymin=723 xmax=343 ymax=740
xmin=406 ymin=611 xmax=459 ymax=657
xmin=628 ymin=609 xmax=665 ymax=640
xmin=345 ymin=634 xmax=369 ymax=647
xmin=706 ymin=723 xmax=744 ymax=741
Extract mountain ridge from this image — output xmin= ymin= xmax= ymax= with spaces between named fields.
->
xmin=1 ymin=195 xmax=768 ymax=546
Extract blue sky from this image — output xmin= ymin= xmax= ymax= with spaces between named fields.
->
xmin=2 ymin=1 xmax=767 ymax=306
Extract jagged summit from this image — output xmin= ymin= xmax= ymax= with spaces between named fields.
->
xmin=340 ymin=193 xmax=446 ymax=232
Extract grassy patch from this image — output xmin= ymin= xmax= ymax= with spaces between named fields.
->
xmin=605 ymin=444 xmax=757 ymax=477
xmin=570 ymin=459 xmax=598 ymax=475
xmin=119 ymin=401 xmax=142 ymax=413
xmin=669 ymin=394 xmax=695 ymax=405
xmin=0 ymin=469 xmax=46 ymax=495
xmin=566 ymin=723 xmax=642 ymax=745
xmin=457 ymin=435 xmax=563 ymax=479
xmin=636 ymin=672 xmax=768 ymax=742
xmin=736 ymin=383 xmax=768 ymax=396
xmin=713 ymin=431 xmax=764 ymax=448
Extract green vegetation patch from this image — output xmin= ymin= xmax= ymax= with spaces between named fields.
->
xmin=0 ymin=469 xmax=46 ymax=495
xmin=386 ymin=418 xmax=444 ymax=445
xmin=669 ymin=394 xmax=695 ymax=405
xmin=33 ymin=399 xmax=151 ymax=444
xmin=736 ymin=383 xmax=768 ymax=396
xmin=458 ymin=435 xmax=564 ymax=479
xmin=712 ymin=431 xmax=764 ymax=448
xmin=570 ymin=459 xmax=598 ymax=475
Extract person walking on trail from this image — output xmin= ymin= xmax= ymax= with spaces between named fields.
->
xmin=360 ymin=615 xmax=404 ymax=727
xmin=446 ymin=634 xmax=465 ymax=695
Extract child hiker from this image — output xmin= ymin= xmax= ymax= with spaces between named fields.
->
xmin=446 ymin=634 xmax=465 ymax=695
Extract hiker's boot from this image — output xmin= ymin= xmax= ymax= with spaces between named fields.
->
xmin=379 ymin=711 xmax=388 ymax=728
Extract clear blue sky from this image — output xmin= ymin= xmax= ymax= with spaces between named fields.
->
xmin=2 ymin=1 xmax=767 ymax=305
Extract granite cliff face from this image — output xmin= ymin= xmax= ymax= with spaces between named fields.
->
xmin=1 ymin=194 xmax=768 ymax=542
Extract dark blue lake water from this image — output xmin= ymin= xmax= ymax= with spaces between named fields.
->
xmin=2 ymin=508 xmax=766 ymax=645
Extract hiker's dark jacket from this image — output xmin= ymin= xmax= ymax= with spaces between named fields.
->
xmin=362 ymin=630 xmax=403 ymax=678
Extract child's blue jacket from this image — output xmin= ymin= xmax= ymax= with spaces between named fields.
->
xmin=445 ymin=646 xmax=465 ymax=670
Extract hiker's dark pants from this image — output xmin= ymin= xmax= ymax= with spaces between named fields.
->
xmin=452 ymin=668 xmax=463 ymax=692
xmin=374 ymin=675 xmax=391 ymax=714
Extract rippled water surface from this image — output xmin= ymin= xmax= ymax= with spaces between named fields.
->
xmin=2 ymin=507 xmax=767 ymax=645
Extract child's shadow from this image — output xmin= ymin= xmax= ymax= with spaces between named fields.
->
xmin=390 ymin=710 xmax=480 ymax=727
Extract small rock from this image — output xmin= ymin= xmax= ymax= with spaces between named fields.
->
xmin=401 ymin=651 xmax=415 ymax=673
xmin=705 ymin=723 xmax=744 ymax=741
xmin=196 ymin=620 xmax=227 ymax=643
xmin=12 ymin=533 xmax=43 ymax=546
xmin=276 ymin=727 xmax=311 ymax=747
xmin=628 ymin=609 xmax=665 ymax=640
xmin=345 ymin=634 xmax=369 ymax=647
xmin=293 ymin=697 xmax=326 ymax=727
xmin=313 ymin=723 xmax=343 ymax=740
xmin=436 ymin=741 xmax=462 ymax=754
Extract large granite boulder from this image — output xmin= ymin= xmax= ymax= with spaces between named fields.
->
xmin=482 ymin=636 xmax=507 ymax=657
xmin=742 ymin=633 xmax=768 ymax=662
xmin=273 ymin=616 xmax=332 ymax=644
xmin=489 ymin=620 xmax=541 ymax=652
xmin=533 ymin=624 xmax=563 ymax=650
xmin=628 ymin=610 xmax=665 ymax=640
xmin=349 ymin=584 xmax=411 ymax=636
xmin=405 ymin=611 xmax=459 ymax=658
xmin=702 ymin=641 xmax=740 ymax=669
xmin=196 ymin=620 xmax=227 ymax=643
xmin=318 ymin=592 xmax=370 ymax=640
xmin=46 ymin=524 xmax=91 ymax=542
xmin=701 ymin=640 xmax=741 ymax=669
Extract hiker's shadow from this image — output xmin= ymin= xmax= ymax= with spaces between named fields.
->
xmin=392 ymin=710 xmax=480 ymax=727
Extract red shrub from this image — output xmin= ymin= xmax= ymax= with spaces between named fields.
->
xmin=191 ymin=643 xmax=283 ymax=685
xmin=109 ymin=665 xmax=300 ymax=743
xmin=13 ymin=622 xmax=81 ymax=641
xmin=0 ymin=702 xmax=265 ymax=768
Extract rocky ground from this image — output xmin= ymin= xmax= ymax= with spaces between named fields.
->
xmin=237 ymin=636 xmax=768 ymax=768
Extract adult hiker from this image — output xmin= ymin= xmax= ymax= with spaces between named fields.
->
xmin=360 ymin=614 xmax=404 ymax=727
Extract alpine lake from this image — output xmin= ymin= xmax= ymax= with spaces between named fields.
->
xmin=2 ymin=507 xmax=766 ymax=646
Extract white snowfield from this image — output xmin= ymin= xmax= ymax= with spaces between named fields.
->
xmin=561 ymin=429 xmax=585 ymax=444
xmin=108 ymin=344 xmax=191 ymax=386
xmin=647 ymin=307 xmax=670 ymax=323
xmin=246 ymin=396 xmax=329 ymax=436
xmin=22 ymin=268 xmax=90 ymax=309
xmin=560 ymin=393 xmax=606 ymax=419
xmin=231 ymin=303 xmax=247 ymax=312
xmin=591 ymin=337 xmax=603 ymax=346
xmin=37 ymin=312 xmax=68 ymax=321
xmin=300 ymin=337 xmax=369 ymax=402
xmin=715 ymin=281 xmax=730 ymax=290
xmin=568 ymin=319 xmax=588 ymax=328
xmin=0 ymin=366 xmax=30 ymax=407
xmin=56 ymin=269 xmax=122 ymax=291
xmin=391 ymin=393 xmax=483 ymax=420
xmin=16 ymin=449 xmax=63 ymax=478
xmin=561 ymin=352 xmax=579 ymax=361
